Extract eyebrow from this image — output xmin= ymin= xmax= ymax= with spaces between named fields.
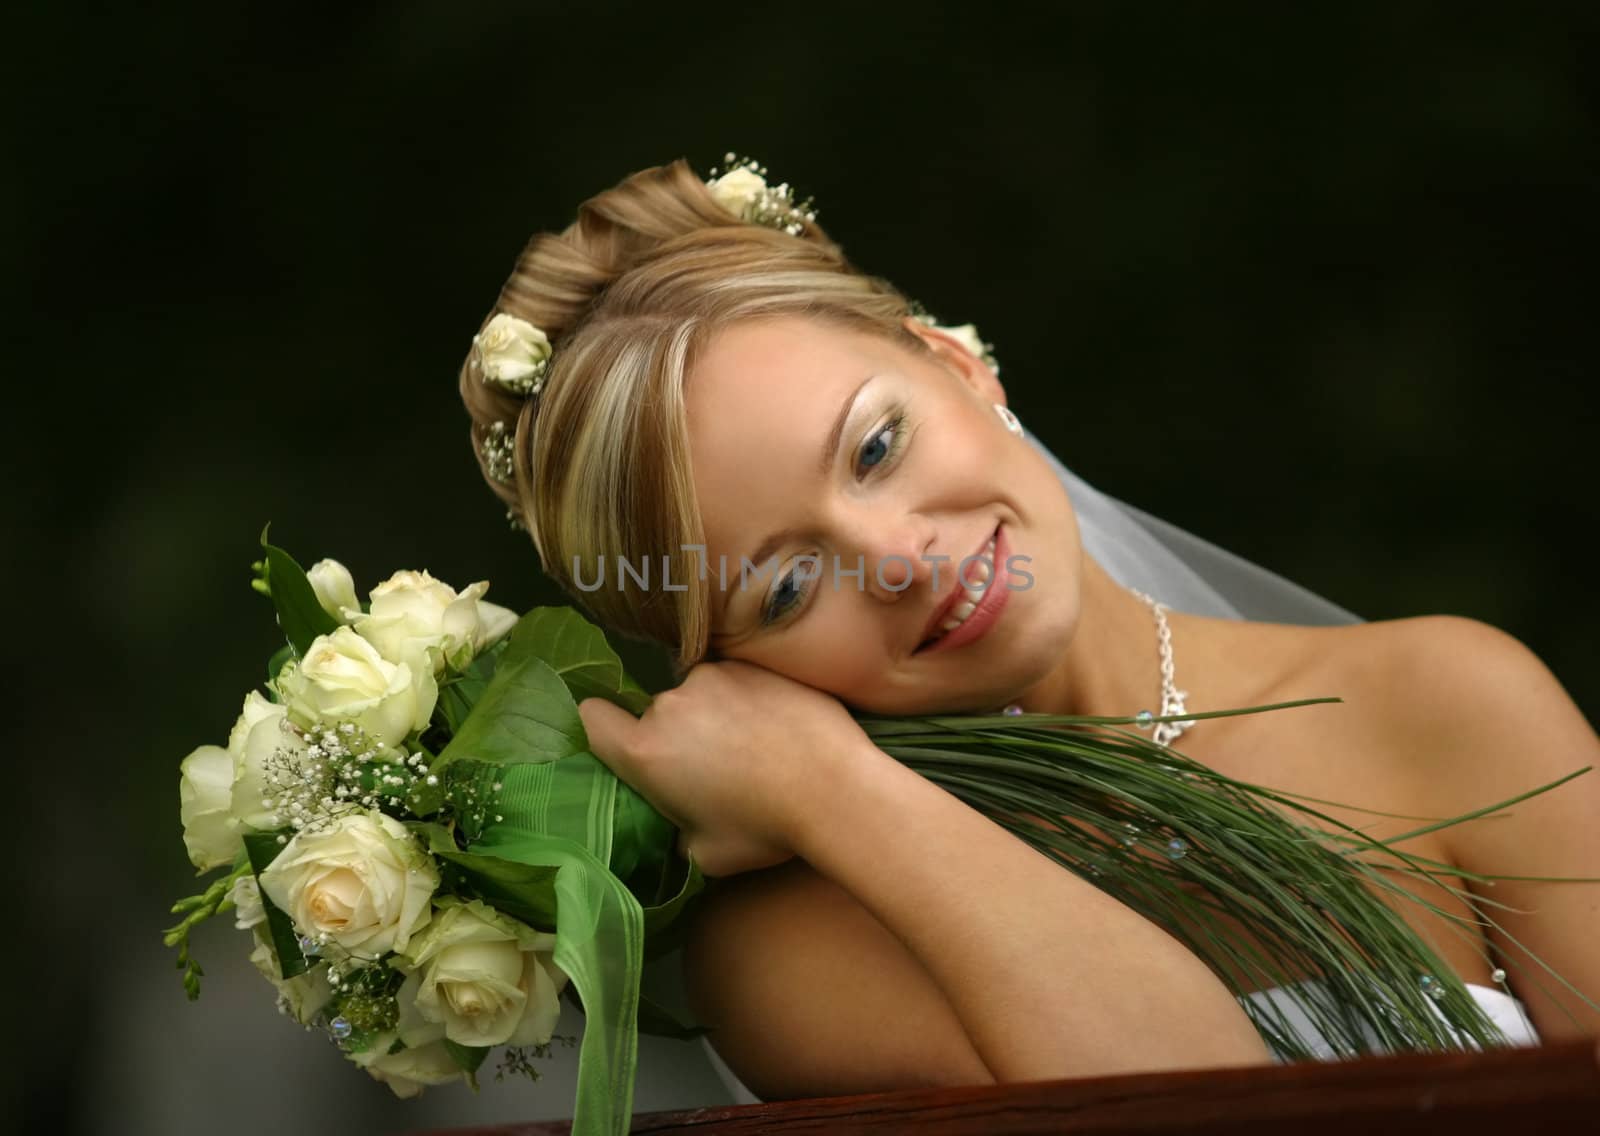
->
xmin=713 ymin=375 xmax=876 ymax=627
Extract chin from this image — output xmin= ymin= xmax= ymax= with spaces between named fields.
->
xmin=965 ymin=588 xmax=1079 ymax=707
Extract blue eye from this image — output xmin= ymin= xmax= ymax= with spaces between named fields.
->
xmin=762 ymin=562 xmax=810 ymax=626
xmin=857 ymin=413 xmax=907 ymax=475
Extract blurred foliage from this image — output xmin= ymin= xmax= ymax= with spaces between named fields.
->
xmin=6 ymin=3 xmax=1596 ymax=1133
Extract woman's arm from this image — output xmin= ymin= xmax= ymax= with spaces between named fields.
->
xmin=581 ymin=659 xmax=1271 ymax=1093
xmin=683 ymin=858 xmax=997 ymax=1099
xmin=784 ymin=732 xmax=1273 ymax=1083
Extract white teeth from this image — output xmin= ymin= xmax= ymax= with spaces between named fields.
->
xmin=928 ymin=533 xmax=1000 ymax=643
xmin=944 ymin=600 xmax=976 ymax=630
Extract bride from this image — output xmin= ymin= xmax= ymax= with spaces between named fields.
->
xmin=456 ymin=155 xmax=1600 ymax=1103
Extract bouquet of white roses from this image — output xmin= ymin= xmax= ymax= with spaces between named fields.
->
xmin=168 ymin=531 xmax=704 ymax=1136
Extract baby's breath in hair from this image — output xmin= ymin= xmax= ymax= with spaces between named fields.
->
xmin=704 ymin=153 xmax=818 ymax=236
xmin=481 ymin=420 xmax=517 ymax=484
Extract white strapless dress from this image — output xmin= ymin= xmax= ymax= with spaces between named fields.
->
xmin=700 ymin=981 xmax=1541 ymax=1105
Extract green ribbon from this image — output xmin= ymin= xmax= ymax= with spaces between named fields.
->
xmin=466 ymin=753 xmax=695 ymax=1136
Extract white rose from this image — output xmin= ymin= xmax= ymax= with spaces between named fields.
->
xmin=706 ymin=166 xmax=767 ymax=218
xmin=248 ymin=928 xmax=335 ymax=1024
xmin=350 ymin=1037 xmax=463 ymax=1099
xmin=180 ymin=690 xmax=302 ymax=871
xmin=227 ymin=693 xmax=303 ymax=830
xmin=933 ymin=322 xmax=988 ymax=363
xmin=354 ymin=569 xmax=517 ymax=675
xmin=277 ymin=626 xmax=437 ymax=748
xmin=178 ymin=745 xmax=237 ymax=871
xmin=473 ymin=313 xmax=550 ymax=388
xmin=307 ymin=558 xmax=360 ymax=624
xmin=395 ymin=898 xmax=567 ymax=1049
xmin=226 ymin=689 xmax=282 ymax=756
xmin=229 ymin=874 xmax=266 ymax=930
xmin=259 ymin=810 xmax=437 ymax=958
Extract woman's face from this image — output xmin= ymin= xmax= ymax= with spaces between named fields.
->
xmin=684 ymin=314 xmax=1084 ymax=714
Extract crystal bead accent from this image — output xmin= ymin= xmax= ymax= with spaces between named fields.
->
xmin=298 ymin=935 xmax=320 ymax=958
xmin=330 ymin=1017 xmax=353 ymax=1039
xmin=1002 ymin=704 xmax=1024 ymax=716
xmin=1120 ymin=822 xmax=1140 ymax=846
xmin=1165 ymin=838 xmax=1189 ymax=860
xmin=1491 ymin=968 xmax=1507 ymax=984
xmin=1134 ymin=710 xmax=1155 ymax=729
xmin=1419 ymin=974 xmax=1447 ymax=1001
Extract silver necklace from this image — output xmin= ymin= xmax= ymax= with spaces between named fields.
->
xmin=999 ymin=591 xmax=1196 ymax=747
xmin=1129 ymin=589 xmax=1195 ymax=747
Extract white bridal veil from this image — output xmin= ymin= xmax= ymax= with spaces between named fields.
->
xmin=646 ymin=433 xmax=1365 ymax=1108
xmin=1027 ymin=430 xmax=1362 ymax=626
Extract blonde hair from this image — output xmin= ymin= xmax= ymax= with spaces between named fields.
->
xmin=458 ymin=157 xmax=928 ymax=669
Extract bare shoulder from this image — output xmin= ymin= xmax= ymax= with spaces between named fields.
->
xmin=1304 ymin=615 xmax=1587 ymax=746
xmin=1179 ymin=613 xmax=1591 ymax=809
xmin=1280 ymin=615 xmax=1599 ymax=848
xmin=681 ymin=857 xmax=992 ymax=1101
xmin=1214 ymin=614 xmax=1576 ymax=728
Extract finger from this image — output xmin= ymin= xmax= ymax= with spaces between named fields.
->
xmin=577 ymin=697 xmax=641 ymax=772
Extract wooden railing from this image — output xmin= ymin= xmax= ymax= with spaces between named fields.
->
xmin=421 ymin=1037 xmax=1599 ymax=1135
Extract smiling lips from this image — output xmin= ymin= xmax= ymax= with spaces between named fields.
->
xmin=917 ymin=525 xmax=1003 ymax=651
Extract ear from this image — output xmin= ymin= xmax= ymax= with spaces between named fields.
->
xmin=901 ymin=316 xmax=1008 ymax=406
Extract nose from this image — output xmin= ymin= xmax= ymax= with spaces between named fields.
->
xmin=842 ymin=513 xmax=937 ymax=603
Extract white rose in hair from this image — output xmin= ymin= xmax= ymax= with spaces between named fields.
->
xmin=355 ymin=569 xmax=516 ymax=675
xmin=259 ymin=810 xmax=438 ymax=957
xmin=178 ymin=744 xmax=237 ymax=871
xmin=248 ymin=928 xmax=335 ymax=1023
xmin=707 ymin=166 xmax=767 ymax=218
xmin=277 ymin=626 xmax=437 ymax=748
xmin=933 ymin=322 xmax=988 ymax=363
xmin=307 ymin=558 xmax=360 ymax=623
xmin=473 ymin=313 xmax=550 ymax=389
xmin=395 ymin=898 xmax=568 ymax=1049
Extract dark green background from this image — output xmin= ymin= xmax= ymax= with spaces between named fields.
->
xmin=9 ymin=4 xmax=1596 ymax=1133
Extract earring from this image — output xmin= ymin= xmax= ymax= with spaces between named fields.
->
xmin=993 ymin=403 xmax=1023 ymax=436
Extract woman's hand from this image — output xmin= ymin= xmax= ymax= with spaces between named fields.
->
xmin=578 ymin=659 xmax=873 ymax=878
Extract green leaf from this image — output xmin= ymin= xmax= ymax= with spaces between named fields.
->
xmin=265 ymin=643 xmax=294 ymax=690
xmin=435 ymin=646 xmax=504 ymax=734
xmin=405 ymin=820 xmax=460 ymax=857
xmin=433 ymin=845 xmax=561 ymax=930
xmin=443 ymin=1038 xmax=490 ymax=1075
xmin=243 ymin=832 xmax=308 ymax=979
xmin=511 ymin=607 xmax=653 ymax=714
xmin=258 ymin=526 xmax=339 ymax=657
xmin=433 ymin=622 xmax=588 ymax=774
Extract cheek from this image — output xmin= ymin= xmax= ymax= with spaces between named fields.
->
xmin=730 ymin=602 xmax=891 ymax=698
